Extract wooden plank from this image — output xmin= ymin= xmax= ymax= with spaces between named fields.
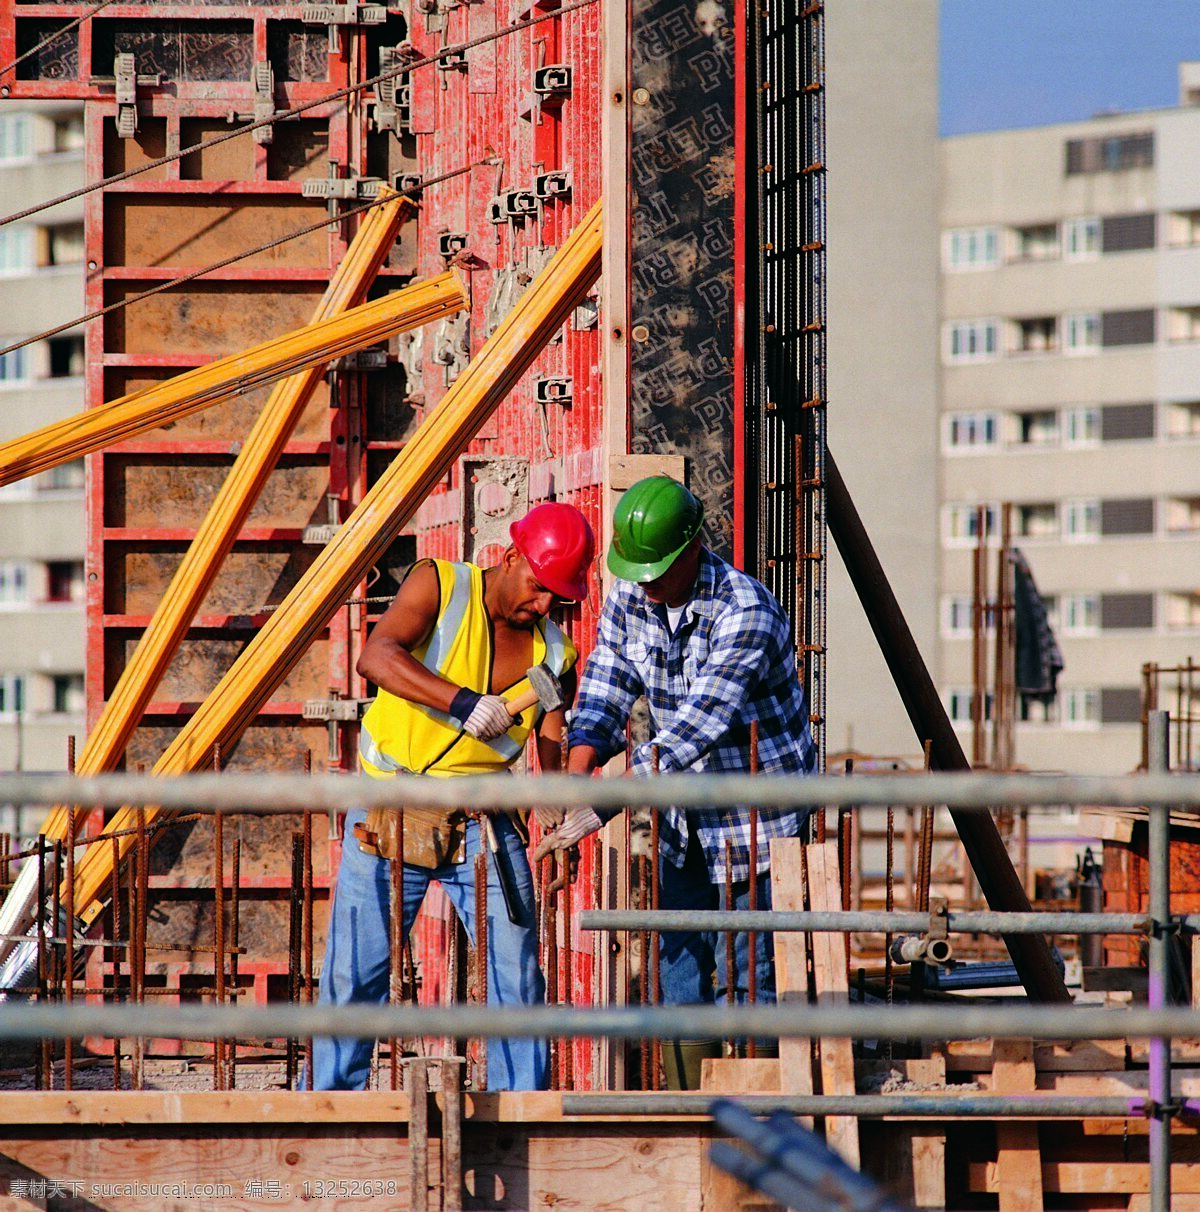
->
xmin=971 ymin=1160 xmax=1200 ymax=1194
xmin=935 ymin=1037 xmax=1126 ymax=1073
xmin=805 ymin=841 xmax=861 ymax=1169
xmin=769 ymin=838 xmax=814 ymax=1128
xmin=699 ymin=1060 xmax=784 ymax=1211
xmin=992 ymin=1039 xmax=1044 ymax=1212
xmin=863 ymin=1058 xmax=946 ymax=1209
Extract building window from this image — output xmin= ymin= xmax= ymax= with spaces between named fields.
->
xmin=1167 ymin=210 xmax=1200 ymax=247
xmin=948 ymin=689 xmax=992 ymax=724
xmin=41 ymin=222 xmax=85 ymax=268
xmin=1063 ymin=499 xmax=1101 ymax=541
xmin=50 ymin=674 xmax=85 ymax=716
xmin=0 ymin=115 xmax=33 ymax=163
xmin=0 ymin=228 xmax=34 ymax=276
xmin=945 ymin=502 xmax=1000 ymax=546
xmin=1167 ymin=307 xmax=1200 ymax=343
xmin=1015 ymin=316 xmax=1058 ymax=353
xmin=945 ymin=320 xmax=999 ymax=363
xmin=1065 ymin=131 xmax=1154 ymax=175
xmin=1062 ymin=594 xmax=1100 ymax=635
xmin=1011 ymin=223 xmax=1059 ymax=262
xmin=1064 ymin=406 xmax=1100 ymax=447
xmin=1101 ymin=212 xmax=1156 ymax=253
xmin=0 ymin=348 xmax=29 ymax=386
xmin=1099 ymin=593 xmax=1154 ymax=630
xmin=944 ymin=227 xmax=999 ymax=271
xmin=1101 ymin=497 xmax=1155 ymax=536
xmin=1165 ymin=400 xmax=1200 ymax=438
xmin=1064 ymin=312 xmax=1100 ymax=354
xmin=1100 ymin=687 xmax=1142 ymax=725
xmin=47 ymin=335 xmax=84 ymax=379
xmin=1100 ymin=402 xmax=1155 ymax=442
xmin=1015 ymin=502 xmax=1058 ymax=540
xmin=40 ymin=460 xmax=84 ymax=493
xmin=945 ymin=412 xmax=998 ymax=451
xmin=0 ymin=562 xmax=29 ymax=607
xmin=1063 ymin=217 xmax=1100 ymax=260
xmin=1063 ymin=688 xmax=1100 ymax=728
xmin=1012 ymin=409 xmax=1060 ymax=447
xmin=942 ymin=596 xmax=990 ymax=637
xmin=1165 ymin=496 xmax=1200 ymax=535
xmin=44 ymin=560 xmax=83 ymax=604
xmin=0 ymin=675 xmax=26 ymax=717
xmin=52 ymin=114 xmax=84 ymax=154
xmin=1165 ymin=591 xmax=1200 ymax=630
xmin=1102 ymin=308 xmax=1155 ymax=347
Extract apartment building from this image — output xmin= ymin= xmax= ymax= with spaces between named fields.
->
xmin=0 ymin=100 xmax=86 ymax=775
xmin=939 ymin=70 xmax=1200 ymax=774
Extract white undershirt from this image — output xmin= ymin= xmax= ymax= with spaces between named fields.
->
xmin=665 ymin=604 xmax=687 ymax=634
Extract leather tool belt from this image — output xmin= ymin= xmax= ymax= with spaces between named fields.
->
xmin=354 ymin=805 xmax=467 ymax=869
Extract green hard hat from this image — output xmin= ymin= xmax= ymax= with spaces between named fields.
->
xmin=607 ymin=476 xmax=704 ymax=582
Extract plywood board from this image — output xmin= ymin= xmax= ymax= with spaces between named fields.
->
xmin=769 ymin=838 xmax=813 ymax=1127
xmin=992 ymin=1039 xmax=1044 ymax=1212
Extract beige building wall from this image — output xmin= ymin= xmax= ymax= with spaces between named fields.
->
xmin=940 ymin=98 xmax=1200 ymax=775
xmin=825 ymin=3 xmax=942 ymax=762
xmin=0 ymin=101 xmax=86 ymax=779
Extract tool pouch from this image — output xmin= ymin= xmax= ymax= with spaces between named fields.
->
xmin=354 ymin=805 xmax=466 ymax=869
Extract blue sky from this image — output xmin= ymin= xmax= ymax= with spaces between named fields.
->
xmin=940 ymin=0 xmax=1200 ymax=135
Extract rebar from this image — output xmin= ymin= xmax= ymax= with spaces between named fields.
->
xmin=286 ymin=832 xmax=303 ymax=1088
xmin=649 ymin=751 xmax=661 ymax=1089
xmin=1148 ymin=709 xmax=1173 ymax=1212
xmin=214 ymin=789 xmax=226 ymax=1092
xmin=390 ymin=849 xmax=403 ymax=1092
xmin=303 ymin=810 xmax=314 ymax=1091
xmin=747 ymin=723 xmax=759 ymax=1061
xmin=64 ymin=808 xmax=75 ymax=1091
xmin=230 ymin=837 xmax=241 ymax=1092
xmin=475 ymin=846 xmax=488 ymax=1092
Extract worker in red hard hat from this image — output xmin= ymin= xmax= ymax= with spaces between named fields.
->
xmin=311 ymin=499 xmax=595 ymax=1092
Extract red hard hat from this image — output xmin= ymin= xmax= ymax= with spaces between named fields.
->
xmin=509 ymin=502 xmax=596 ymax=602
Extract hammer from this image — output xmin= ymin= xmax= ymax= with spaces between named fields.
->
xmin=504 ymin=662 xmax=565 ymax=717
xmin=484 ymin=663 xmax=565 ymax=924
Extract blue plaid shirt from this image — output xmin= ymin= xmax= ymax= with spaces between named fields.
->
xmin=569 ymin=547 xmax=817 ymax=883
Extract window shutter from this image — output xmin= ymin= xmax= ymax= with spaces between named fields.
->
xmin=1100 ymin=688 xmax=1142 ymax=725
xmin=1099 ymin=593 xmax=1154 ymax=629
xmin=1101 ymin=213 xmax=1156 ymax=252
xmin=1101 ymin=309 xmax=1155 ymax=347
xmin=1101 ymin=403 xmax=1155 ymax=441
xmin=1100 ymin=498 xmax=1155 ymax=535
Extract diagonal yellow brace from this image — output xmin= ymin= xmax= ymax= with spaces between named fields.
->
xmin=36 ymin=191 xmax=437 ymax=851
xmin=0 ymin=263 xmax=468 ymax=487
xmin=72 ymin=198 xmax=603 ymax=927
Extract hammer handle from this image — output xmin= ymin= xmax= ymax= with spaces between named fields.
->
xmin=505 ymin=686 xmax=541 ymax=716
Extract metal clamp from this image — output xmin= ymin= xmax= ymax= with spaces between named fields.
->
xmin=373 ymin=47 xmax=412 ymax=136
xmin=534 ymin=170 xmax=572 ymax=201
xmin=395 ymin=171 xmax=424 ymax=195
xmin=302 ymin=4 xmax=389 ymax=54
xmin=335 ymin=348 xmax=389 ymax=371
xmin=112 ymin=52 xmax=162 ymax=140
xmin=438 ymin=232 xmax=469 ymax=258
xmin=534 ymin=64 xmax=572 ymax=98
xmin=302 ymin=175 xmax=383 ymax=200
xmin=927 ymin=895 xmax=949 ymax=941
xmin=533 ymin=376 xmax=573 ymax=406
xmin=303 ymin=697 xmax=372 ymax=722
xmin=252 ymin=61 xmax=277 ymax=145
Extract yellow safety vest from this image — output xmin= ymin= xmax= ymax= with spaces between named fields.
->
xmin=358 ymin=559 xmax=576 ymax=779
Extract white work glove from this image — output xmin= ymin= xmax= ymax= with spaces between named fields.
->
xmin=532 ymin=806 xmax=603 ymax=862
xmin=532 ymin=803 xmax=565 ymax=832
xmin=462 ymin=694 xmax=513 ymax=742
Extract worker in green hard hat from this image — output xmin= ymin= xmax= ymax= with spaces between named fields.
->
xmin=535 ymin=475 xmax=817 ymax=1086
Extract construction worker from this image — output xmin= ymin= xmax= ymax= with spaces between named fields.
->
xmin=534 ymin=476 xmax=816 ymax=1082
xmin=311 ymin=501 xmax=595 ymax=1091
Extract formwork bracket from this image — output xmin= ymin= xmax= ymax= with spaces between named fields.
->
xmin=252 ymin=62 xmax=278 ymax=145
xmin=373 ymin=47 xmax=413 ymax=136
xmin=302 ymin=697 xmax=372 ymax=722
xmin=302 ymin=175 xmax=384 ymax=201
xmin=302 ymin=4 xmax=389 ymax=55
xmin=109 ymin=52 xmax=162 ymax=139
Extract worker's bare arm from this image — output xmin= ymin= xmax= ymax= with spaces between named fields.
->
xmin=534 ymin=668 xmax=576 ymax=774
xmin=566 ymin=742 xmax=601 ymax=777
xmin=356 ymin=562 xmax=459 ymax=712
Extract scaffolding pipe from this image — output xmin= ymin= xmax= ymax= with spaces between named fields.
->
xmin=0 ymin=770 xmax=1190 ymax=813
xmin=572 ymin=1094 xmax=1152 ymax=1120
xmin=0 ymin=1000 xmax=1199 ymax=1043
xmin=0 ymin=275 xmax=467 ymax=487
xmin=1148 ymin=709 xmax=1173 ymax=1212
xmin=580 ymin=910 xmax=1152 ymax=935
xmin=66 ymin=198 xmax=603 ymax=929
xmin=825 ymin=448 xmax=1070 ymax=1004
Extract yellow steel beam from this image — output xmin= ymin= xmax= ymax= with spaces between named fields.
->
xmin=34 ymin=191 xmax=433 ymax=853
xmin=0 ymin=268 xmax=468 ymax=487
xmin=73 ymin=198 xmax=603 ymax=927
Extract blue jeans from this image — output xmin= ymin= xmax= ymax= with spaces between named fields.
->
xmin=311 ymin=809 xmax=548 ymax=1091
xmin=659 ymin=821 xmax=776 ymax=1008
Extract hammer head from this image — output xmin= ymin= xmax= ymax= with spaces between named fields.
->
xmin=526 ymin=662 xmax=565 ymax=713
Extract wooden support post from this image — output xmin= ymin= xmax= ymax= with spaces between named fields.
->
xmin=769 ymin=838 xmax=814 ymax=1129
xmin=993 ymin=1038 xmax=1044 ymax=1212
